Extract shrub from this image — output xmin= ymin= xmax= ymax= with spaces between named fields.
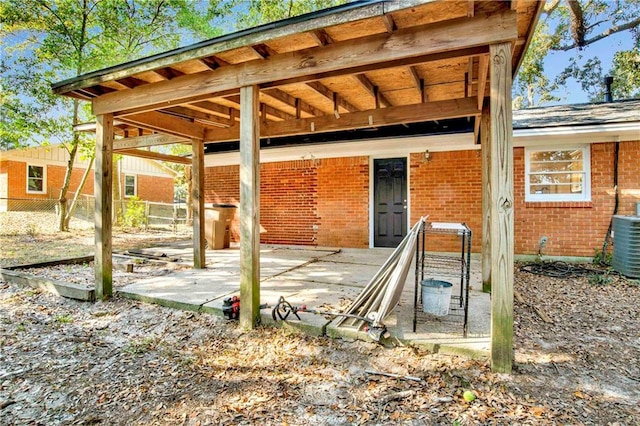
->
xmin=122 ymin=196 xmax=147 ymax=229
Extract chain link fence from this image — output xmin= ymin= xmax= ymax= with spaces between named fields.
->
xmin=0 ymin=196 xmax=191 ymax=237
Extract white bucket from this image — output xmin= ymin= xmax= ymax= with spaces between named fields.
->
xmin=421 ymin=279 xmax=453 ymax=316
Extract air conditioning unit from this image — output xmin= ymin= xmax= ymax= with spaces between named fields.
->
xmin=612 ymin=215 xmax=640 ymax=278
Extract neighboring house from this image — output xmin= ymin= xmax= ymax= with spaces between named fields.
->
xmin=0 ymin=144 xmax=176 ymax=211
xmin=202 ymin=99 xmax=640 ymax=257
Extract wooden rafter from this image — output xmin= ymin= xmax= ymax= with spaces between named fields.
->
xmin=118 ymin=111 xmax=205 ymax=140
xmin=353 ymin=74 xmax=392 ymax=107
xmin=92 ymin=11 xmax=516 ymax=116
xmin=190 ymin=101 xmax=237 ymax=122
xmin=262 ymin=88 xmax=323 ymax=117
xmin=477 ymin=54 xmax=489 ymax=109
xmin=113 ymin=133 xmax=188 ymax=151
xmin=165 ymin=105 xmax=232 ymax=127
xmin=225 ymin=95 xmax=294 ymax=121
xmin=467 ymin=0 xmax=475 ymax=17
xmin=153 ymin=67 xmax=185 ymax=80
xmin=309 ymin=29 xmax=334 ymax=46
xmin=115 ymin=76 xmax=148 ymax=89
xmin=204 ymin=97 xmax=478 ymax=143
xmin=118 ymin=148 xmax=191 ymax=164
xmin=381 ymin=14 xmax=396 ymax=33
xmin=306 ymin=81 xmax=358 ymax=113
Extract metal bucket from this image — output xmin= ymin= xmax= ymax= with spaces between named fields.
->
xmin=421 ymin=279 xmax=452 ymax=316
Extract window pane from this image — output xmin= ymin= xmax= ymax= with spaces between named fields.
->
xmin=125 ymin=175 xmax=135 ymax=196
xmin=27 ymin=165 xmax=44 ymax=192
xmin=530 ymin=173 xmax=583 ymax=185
xmin=28 ymin=165 xmax=43 ymax=179
xmin=529 ymin=160 xmax=583 ymax=173
xmin=28 ymin=178 xmax=43 ymax=192
xmin=529 ymin=149 xmax=583 ymax=163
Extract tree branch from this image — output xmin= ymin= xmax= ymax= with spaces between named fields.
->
xmin=556 ymin=15 xmax=640 ymax=51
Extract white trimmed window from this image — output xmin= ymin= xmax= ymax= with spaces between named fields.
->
xmin=525 ymin=145 xmax=590 ymax=202
xmin=124 ymin=174 xmax=137 ymax=197
xmin=26 ymin=164 xmax=46 ymax=194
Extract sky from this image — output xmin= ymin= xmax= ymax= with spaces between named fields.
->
xmin=541 ymin=30 xmax=636 ymax=105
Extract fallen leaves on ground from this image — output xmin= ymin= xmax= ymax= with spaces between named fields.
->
xmin=2 ymin=265 xmax=639 ymax=425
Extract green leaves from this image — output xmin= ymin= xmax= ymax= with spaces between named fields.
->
xmin=514 ymin=0 xmax=640 ymax=108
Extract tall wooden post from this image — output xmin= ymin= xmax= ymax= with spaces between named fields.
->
xmin=95 ymin=113 xmax=113 ymax=300
xmin=239 ymin=85 xmax=261 ymax=330
xmin=489 ymin=42 xmax=514 ymax=373
xmin=480 ymin=104 xmax=492 ymax=293
xmin=192 ymin=139 xmax=205 ymax=268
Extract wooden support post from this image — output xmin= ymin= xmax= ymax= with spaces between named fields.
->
xmin=192 ymin=139 xmax=205 ymax=269
xmin=94 ymin=113 xmax=113 ymax=300
xmin=480 ymin=103 xmax=491 ymax=293
xmin=239 ymin=85 xmax=261 ymax=330
xmin=489 ymin=42 xmax=514 ymax=373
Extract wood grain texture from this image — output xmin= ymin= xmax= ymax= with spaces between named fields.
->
xmin=480 ymin=104 xmax=491 ymax=293
xmin=192 ymin=139 xmax=205 ymax=269
xmin=94 ymin=114 xmax=114 ymax=300
xmin=54 ymin=0 xmax=431 ymax=96
xmin=114 ymin=133 xmax=187 ymax=151
xmin=118 ymin=148 xmax=191 ymax=164
xmin=204 ymin=97 xmax=479 ymax=143
xmin=92 ymin=11 xmax=517 ymax=116
xmin=117 ymin=112 xmax=206 ymax=139
xmin=489 ymin=42 xmax=514 ymax=374
xmin=239 ymin=85 xmax=261 ymax=330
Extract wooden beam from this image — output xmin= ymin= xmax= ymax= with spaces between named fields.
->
xmin=305 ymin=81 xmax=358 ymax=113
xmin=477 ymin=54 xmax=489 ymax=110
xmin=309 ymin=29 xmax=334 ymax=46
xmin=467 ymin=58 xmax=474 ymax=97
xmin=510 ymin=1 xmax=518 ymax=11
xmin=118 ymin=148 xmax=191 ymax=164
xmin=467 ymin=0 xmax=475 ymax=17
xmin=381 ymin=14 xmax=396 ymax=33
xmin=191 ymin=101 xmax=238 ymax=122
xmin=263 ymin=88 xmax=323 ymax=117
xmin=117 ymin=111 xmax=206 ymax=140
xmin=152 ymin=67 xmax=185 ymax=80
xmin=489 ymin=42 xmax=514 ymax=374
xmin=55 ymin=0 xmax=434 ymax=95
xmin=353 ymin=74 xmax=392 ymax=107
xmin=165 ymin=105 xmax=232 ymax=127
xmin=92 ymin=11 xmax=517 ymax=116
xmin=192 ymin=139 xmax=205 ymax=268
xmin=94 ymin=114 xmax=113 ymax=300
xmin=408 ymin=66 xmax=421 ymax=91
xmin=224 ymin=95 xmax=294 ymax=121
xmin=251 ymin=43 xmax=277 ymax=59
xmin=204 ymin=97 xmax=478 ymax=142
xmin=114 ymin=133 xmax=188 ymax=151
xmin=239 ymin=85 xmax=261 ymax=330
xmin=480 ymin=103 xmax=491 ymax=294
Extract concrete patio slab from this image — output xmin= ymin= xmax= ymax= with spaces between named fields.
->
xmin=118 ymin=244 xmax=491 ymax=358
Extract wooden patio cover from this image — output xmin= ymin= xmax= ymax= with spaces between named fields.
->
xmin=53 ymin=0 xmax=543 ymax=373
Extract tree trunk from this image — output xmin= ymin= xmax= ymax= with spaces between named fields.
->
xmin=112 ymin=156 xmax=122 ymax=224
xmin=185 ymin=165 xmax=193 ymax=224
xmin=57 ymin=98 xmax=81 ymax=232
xmin=63 ymin=154 xmax=94 ymax=230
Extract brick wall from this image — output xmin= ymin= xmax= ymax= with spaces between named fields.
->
xmin=135 ymin=174 xmax=174 ymax=203
xmin=317 ymin=157 xmax=369 ymax=247
xmin=203 ymin=140 xmax=639 ymax=256
xmin=47 ymin=165 xmax=95 ymax=198
xmin=515 ymin=141 xmax=639 ymax=257
xmin=409 ymin=150 xmax=483 ymax=252
xmin=3 ymin=160 xmax=172 ymax=203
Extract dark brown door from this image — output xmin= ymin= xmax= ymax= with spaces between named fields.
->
xmin=374 ymin=158 xmax=407 ymax=247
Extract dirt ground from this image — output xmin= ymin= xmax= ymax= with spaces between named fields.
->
xmin=1 ymin=229 xmax=639 ymax=425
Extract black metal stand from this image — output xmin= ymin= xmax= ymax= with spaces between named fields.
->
xmin=413 ymin=222 xmax=472 ymax=337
